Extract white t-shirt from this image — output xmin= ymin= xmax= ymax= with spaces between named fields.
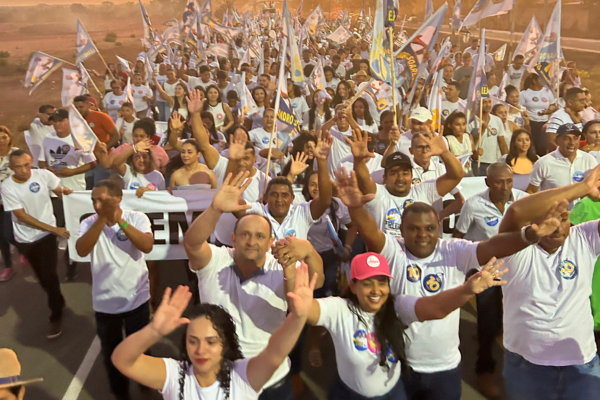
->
xmin=211 ymin=156 xmax=270 ymax=246
xmin=290 ymin=97 xmax=309 ymax=125
xmin=520 ymin=88 xmax=555 ymax=123
xmin=248 ymin=201 xmax=316 ymax=240
xmin=121 ymin=164 xmax=165 ymax=191
xmin=326 ymin=77 xmax=340 ymax=90
xmin=441 ymin=99 xmax=466 ymax=122
xmin=308 ymin=198 xmax=351 ymax=253
xmin=42 ymin=132 xmax=96 ymax=191
xmin=364 ymin=182 xmax=441 ymax=236
xmin=161 ymin=358 xmax=259 ymax=400
xmin=317 ymin=297 xmax=401 ymax=396
xmin=116 ymin=117 xmax=138 ymax=144
xmin=455 ymin=188 xmax=527 ymax=241
xmin=381 ymin=234 xmax=480 ymax=372
xmin=468 ymin=114 xmax=505 ymax=164
xmin=529 ymin=149 xmax=598 ymax=203
xmin=79 ymin=210 xmax=152 ymax=314
xmin=0 ymin=147 xmax=20 ymax=204
xmin=249 ymin=128 xmax=277 ymax=149
xmin=507 ymin=65 xmax=526 ymax=89
xmin=2 ymin=169 xmax=60 ymax=243
xmin=546 ymin=109 xmax=583 ymax=134
xmin=188 ymin=76 xmax=217 ymax=90
xmin=326 ymin=126 xmax=353 ymax=177
xmin=194 ymin=245 xmax=291 ymax=387
xmin=356 ymin=118 xmax=378 ymax=134
xmin=131 ymin=84 xmax=153 ymax=112
xmin=502 ymin=221 xmax=600 ymax=366
xmin=394 ymin=130 xmax=414 ymax=156
xmin=249 ymin=106 xmax=265 ymax=130
xmin=103 ymin=92 xmax=129 ymax=122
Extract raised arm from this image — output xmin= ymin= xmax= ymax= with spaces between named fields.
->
xmin=111 ymin=140 xmax=152 ymax=171
xmin=500 ymin=165 xmax=600 ymax=233
xmin=247 ymin=263 xmax=317 ymax=393
xmin=286 ymin=152 xmax=309 ymax=183
xmin=381 ymin=125 xmax=401 ymax=167
xmin=187 ymin=90 xmax=220 ymax=169
xmin=183 ymin=172 xmax=252 ymax=269
xmin=271 ymin=237 xmax=325 ymax=293
xmin=333 ymin=167 xmax=384 ymax=252
xmin=167 ymin=112 xmax=185 ymax=152
xmin=221 ymin=103 xmax=235 ymax=132
xmin=347 ymin=128 xmax=377 ymax=195
xmin=310 ymin=130 xmax=333 ymax=220
xmin=422 ymin=134 xmax=465 ymax=197
xmin=112 ymin=286 xmax=192 ymax=391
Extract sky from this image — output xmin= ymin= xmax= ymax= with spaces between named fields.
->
xmin=1 ymin=0 xmax=137 ymax=6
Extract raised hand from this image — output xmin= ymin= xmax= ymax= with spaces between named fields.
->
xmin=169 ymin=111 xmax=184 ymax=131
xmin=344 ymin=128 xmax=374 ymax=162
xmin=333 ymin=167 xmax=376 ymax=208
xmin=272 ymin=237 xmax=314 ymax=268
xmin=389 ymin=125 xmax=401 ymax=145
xmin=150 ymin=286 xmax=192 ymax=337
xmin=315 ymin=129 xmax=333 ymax=161
xmin=211 ymin=171 xmax=253 ymax=213
xmin=228 ymin=134 xmax=247 ymax=161
xmin=289 ymin=152 xmax=309 ymax=177
xmin=135 ymin=139 xmax=153 ymax=153
xmin=465 ymin=258 xmax=507 ymax=295
xmin=529 ymin=200 xmax=569 ymax=238
xmin=422 ymin=133 xmax=449 ymax=158
xmin=583 ymin=164 xmax=600 ymax=200
xmin=286 ymin=263 xmax=318 ymax=319
xmin=186 ymin=89 xmax=206 ymax=114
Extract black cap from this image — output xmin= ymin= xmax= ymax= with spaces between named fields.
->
xmin=48 ymin=109 xmax=69 ymax=122
xmin=384 ymin=152 xmax=412 ymax=170
xmin=556 ymin=123 xmax=581 ymax=137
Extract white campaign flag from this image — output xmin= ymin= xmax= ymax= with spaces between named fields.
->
xmin=461 ymin=0 xmax=513 ymax=28
xmin=327 ymin=24 xmax=352 ymax=44
xmin=24 ymin=52 xmax=63 ymax=95
xmin=303 ymin=6 xmax=323 ymax=36
xmin=514 ymin=16 xmax=542 ymax=64
xmin=116 ymin=55 xmax=132 ymax=72
xmin=240 ymin=73 xmax=259 ymax=118
xmin=493 ymin=43 xmax=507 ymax=62
xmin=61 ymin=68 xmax=88 ymax=107
xmin=68 ymin=103 xmax=97 ymax=153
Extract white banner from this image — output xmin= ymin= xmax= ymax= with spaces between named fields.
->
xmin=65 ymin=189 xmax=216 ymax=262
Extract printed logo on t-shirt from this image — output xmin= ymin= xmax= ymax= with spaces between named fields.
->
xmin=412 ymin=178 xmax=422 ymax=184
xmin=285 ymin=229 xmax=297 ymax=238
xmin=558 ymin=259 xmax=578 ymax=280
xmin=261 ymin=137 xmax=270 ymax=144
xmin=532 ymin=97 xmax=539 ymax=102
xmin=484 ymin=216 xmax=499 ymax=227
xmin=490 ymin=127 xmax=498 ymax=136
xmin=424 ymin=274 xmax=442 ymax=293
xmin=386 ymin=347 xmax=398 ymax=364
xmin=353 ymin=329 xmax=368 ymax=351
xmin=89 ymin=122 xmax=95 ymax=129
xmin=138 ymin=90 xmax=143 ymax=94
xmin=366 ymin=332 xmax=380 ymax=354
xmin=216 ymin=113 xmax=224 ymax=121
xmin=29 ymin=182 xmax=40 ymax=193
xmin=385 ymin=208 xmax=401 ymax=231
xmin=147 ymin=183 xmax=157 ymax=190
xmin=129 ymin=182 xmax=141 ymax=189
xmin=542 ymin=97 xmax=548 ymax=103
xmin=116 ymin=229 xmax=128 ymax=241
xmin=110 ymin=100 xmax=115 ymax=104
xmin=403 ymin=199 xmax=414 ymax=209
xmin=573 ymin=171 xmax=585 ymax=182
xmin=407 ymin=264 xmax=422 ymax=282
xmin=442 ymin=109 xmax=450 ymax=116
xmin=49 ymin=144 xmax=71 ymax=166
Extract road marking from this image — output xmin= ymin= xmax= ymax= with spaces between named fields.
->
xmin=61 ymin=336 xmax=101 ymax=400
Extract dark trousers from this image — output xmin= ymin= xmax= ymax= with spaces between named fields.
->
xmin=95 ymin=303 xmax=150 ymax=399
xmin=258 ymin=373 xmax=293 ymax=400
xmin=314 ymin=249 xmax=340 ymax=298
xmin=476 ymin=286 xmax=503 ymax=374
xmin=16 ymin=234 xmax=64 ymax=322
xmin=402 ymin=365 xmax=462 ymax=400
xmin=330 ymin=376 xmax=407 ymax=400
xmin=0 ymin=209 xmax=13 ymax=269
xmin=474 ymin=162 xmax=491 ymax=177
xmin=530 ymin=120 xmax=547 ymax=157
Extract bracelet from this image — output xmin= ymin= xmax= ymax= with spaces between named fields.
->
xmin=119 ymin=221 xmax=129 ymax=230
xmin=133 ymin=144 xmax=138 ymax=153
xmin=283 ymin=275 xmax=295 ymax=282
xmin=520 ymin=225 xmax=540 ymax=245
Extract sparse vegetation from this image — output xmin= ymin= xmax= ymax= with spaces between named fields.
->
xmin=0 ymin=51 xmax=10 ymax=67
xmin=104 ymin=32 xmax=117 ymax=43
xmin=115 ymin=42 xmax=123 ymax=46
xmin=130 ymin=34 xmax=136 ymax=38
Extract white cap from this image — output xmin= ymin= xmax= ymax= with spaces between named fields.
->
xmin=410 ymin=107 xmax=433 ymax=123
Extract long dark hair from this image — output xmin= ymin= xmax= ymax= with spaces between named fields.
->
xmin=179 ymin=304 xmax=243 ymax=400
xmin=166 ymin=139 xmax=201 ymax=175
xmin=443 ymin=112 xmax=467 ymax=137
xmin=352 ymin=97 xmax=374 ymax=126
xmin=506 ymin=129 xmax=538 ymax=167
xmin=201 ymin=111 xmax=220 ymax=143
xmin=332 ymin=80 xmax=354 ymax=107
xmin=302 ymin=170 xmax=339 ymax=229
xmin=203 ymin=84 xmax=223 ymax=109
xmin=161 ymin=113 xmax=191 ymax=146
xmin=173 ymin=82 xmax=190 ymax=113
xmin=308 ymin=91 xmax=332 ymax=131
xmin=341 ymin=280 xmax=407 ymax=368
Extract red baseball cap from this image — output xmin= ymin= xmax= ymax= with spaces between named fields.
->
xmin=350 ymin=252 xmax=394 ymax=281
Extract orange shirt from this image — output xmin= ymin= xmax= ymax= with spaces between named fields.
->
xmin=84 ymin=111 xmax=116 ymax=144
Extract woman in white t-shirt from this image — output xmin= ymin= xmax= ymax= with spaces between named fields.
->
xmin=111 ymin=264 xmax=317 ymax=400
xmin=443 ymin=112 xmax=478 ymax=175
xmin=504 ymin=85 xmax=530 ymax=130
xmin=102 ymin=80 xmax=129 ymax=122
xmin=246 ymin=87 xmax=267 ymax=130
xmin=131 ymin=73 xmax=154 ymax=118
xmin=204 ymin=85 xmax=234 ymax=132
xmin=0 ymin=126 xmax=18 ymax=282
xmin=520 ymin=74 xmax=558 ymax=156
xmin=112 ymin=139 xmax=165 ymax=197
xmin=287 ymin=79 xmax=310 ymax=126
xmin=154 ymin=76 xmax=190 ymax=121
xmin=352 ymin=98 xmax=378 ymax=134
xmin=303 ymin=90 xmax=333 ymax=134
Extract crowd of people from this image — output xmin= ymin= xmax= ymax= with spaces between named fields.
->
xmin=3 ymin=10 xmax=600 ymax=400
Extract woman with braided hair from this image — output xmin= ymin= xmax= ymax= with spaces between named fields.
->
xmin=111 ymin=262 xmax=317 ymax=400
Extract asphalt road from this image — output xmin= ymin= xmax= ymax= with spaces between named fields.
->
xmin=0 ymin=246 xmax=506 ymax=400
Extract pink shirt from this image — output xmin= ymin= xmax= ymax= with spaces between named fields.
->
xmin=112 ymin=143 xmax=169 ymax=170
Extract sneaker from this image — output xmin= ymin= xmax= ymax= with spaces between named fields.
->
xmin=0 ymin=268 xmax=14 ymax=282
xmin=48 ymin=320 xmax=63 ymax=339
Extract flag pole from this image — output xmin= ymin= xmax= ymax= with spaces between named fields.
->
xmin=508 ymin=0 xmax=516 ymax=64
xmin=388 ymin=26 xmax=397 ymax=126
xmin=96 ymin=50 xmax=116 ymax=81
xmin=477 ymin=95 xmax=483 ymax=172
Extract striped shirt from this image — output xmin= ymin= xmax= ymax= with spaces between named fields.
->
xmin=546 ymin=109 xmax=583 ymax=134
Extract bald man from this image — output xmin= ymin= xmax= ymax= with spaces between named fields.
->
xmin=453 ymin=162 xmax=528 ymax=397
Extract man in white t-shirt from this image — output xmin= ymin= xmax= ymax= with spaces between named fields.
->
xmin=395 ymin=107 xmax=435 ymax=155
xmin=497 ymin=165 xmax=600 ymax=400
xmin=183 ymin=174 xmax=324 ymax=399
xmin=1 ymin=150 xmax=72 ymax=339
xmin=333 ymin=167 xmax=561 ymax=400
xmin=75 ymin=179 xmax=153 ymax=400
xmin=441 ymin=82 xmax=466 ymax=124
xmin=28 ymin=104 xmax=56 ymax=167
xmin=546 ymin=87 xmax=586 ymax=152
xmin=355 ymin=132 xmax=465 ymax=237
xmin=468 ymin=97 xmax=508 ymax=176
xmin=453 ymin=162 xmax=527 ymax=398
xmin=507 ymin=55 xmax=526 ymax=89
xmin=527 ymin=124 xmax=598 ymax=207
xmin=181 ymin=65 xmax=216 ymax=89
xmin=464 ymin=39 xmax=479 ymax=58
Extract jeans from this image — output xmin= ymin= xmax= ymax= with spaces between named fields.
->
xmin=314 ymin=249 xmax=340 ymax=298
xmin=258 ymin=373 xmax=293 ymax=400
xmin=0 ymin=208 xmax=13 ymax=269
xmin=95 ymin=303 xmax=150 ymax=399
xmin=504 ymin=350 xmax=600 ymax=400
xmin=330 ymin=376 xmax=407 ymax=400
xmin=402 ymin=364 xmax=461 ymax=400
xmin=85 ymin=166 xmax=112 ymax=190
xmin=475 ymin=286 xmax=503 ymax=374
xmin=157 ymin=101 xmax=169 ymax=122
xmin=530 ymin=120 xmax=547 ymax=157
xmin=16 ymin=234 xmax=64 ymax=322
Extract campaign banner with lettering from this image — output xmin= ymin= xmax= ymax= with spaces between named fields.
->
xmin=64 ymin=190 xmax=217 ymax=262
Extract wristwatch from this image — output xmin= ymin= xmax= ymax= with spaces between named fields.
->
xmin=521 ymin=225 xmax=540 ymax=245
